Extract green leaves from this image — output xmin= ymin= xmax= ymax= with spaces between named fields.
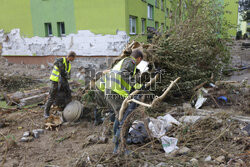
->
xmin=150 ymin=0 xmax=231 ymax=98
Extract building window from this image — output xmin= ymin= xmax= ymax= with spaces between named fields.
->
xmin=45 ymin=23 xmax=52 ymax=37
xmin=161 ymin=0 xmax=164 ymax=11
xmin=148 ymin=5 xmax=153 ymax=19
xmin=129 ymin=16 xmax=137 ymax=35
xmin=155 ymin=22 xmax=159 ymax=30
xmin=141 ymin=18 xmax=146 ymax=34
xmin=57 ymin=22 xmax=65 ymax=37
xmin=155 ymin=0 xmax=158 ymax=8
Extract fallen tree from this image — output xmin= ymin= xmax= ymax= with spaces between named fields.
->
xmin=111 ymin=0 xmax=232 ymax=99
xmin=3 ymin=81 xmax=81 ymax=107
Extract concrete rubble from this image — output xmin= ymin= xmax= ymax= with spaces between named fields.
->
xmin=0 ymin=29 xmax=129 ymax=56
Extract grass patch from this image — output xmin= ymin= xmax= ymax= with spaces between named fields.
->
xmin=0 ymin=101 xmax=13 ymax=109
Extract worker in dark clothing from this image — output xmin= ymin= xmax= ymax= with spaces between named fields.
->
xmin=44 ymin=51 xmax=76 ymax=118
xmin=95 ymin=49 xmax=144 ymax=153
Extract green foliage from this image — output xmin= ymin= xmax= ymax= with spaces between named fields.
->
xmin=150 ymin=0 xmax=232 ymax=98
xmin=0 ymin=101 xmax=11 ymax=108
xmin=82 ymin=90 xmax=95 ymax=103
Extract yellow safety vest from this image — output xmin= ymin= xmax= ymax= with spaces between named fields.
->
xmin=96 ymin=57 xmax=142 ymax=97
xmin=50 ymin=57 xmax=71 ymax=82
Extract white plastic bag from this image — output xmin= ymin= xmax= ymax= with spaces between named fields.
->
xmin=161 ymin=136 xmax=179 ymax=154
xmin=148 ymin=114 xmax=180 ymax=154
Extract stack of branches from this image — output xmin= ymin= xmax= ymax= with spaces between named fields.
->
xmin=111 ymin=0 xmax=232 ymax=99
xmin=150 ymin=0 xmax=232 ymax=98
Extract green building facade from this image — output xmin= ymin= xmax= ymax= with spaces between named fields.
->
xmin=0 ymin=0 xmax=239 ymax=39
xmin=223 ymin=0 xmax=239 ymax=37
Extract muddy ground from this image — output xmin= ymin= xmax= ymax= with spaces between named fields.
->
xmin=0 ymin=40 xmax=249 ymax=167
xmin=0 ymin=93 xmax=249 ymax=167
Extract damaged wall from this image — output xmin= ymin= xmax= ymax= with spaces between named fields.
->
xmin=0 ymin=29 xmax=130 ymax=56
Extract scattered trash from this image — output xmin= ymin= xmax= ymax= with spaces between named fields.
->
xmin=242 ymin=124 xmax=250 ymax=136
xmin=209 ymin=83 xmax=216 ymax=88
xmin=217 ymin=96 xmax=228 ymax=103
xmin=195 ymin=88 xmax=208 ymax=109
xmin=161 ymin=136 xmax=179 ymax=154
xmin=148 ymin=114 xmax=180 ymax=154
xmin=149 ymin=114 xmax=181 ymax=138
xmin=20 ymin=136 xmax=34 ymax=142
xmin=40 ymin=64 xmax=46 ymax=69
xmin=179 ymin=116 xmax=205 ymax=124
xmin=96 ymin=164 xmax=104 ymax=167
xmin=62 ymin=100 xmax=83 ymax=122
xmin=21 ymin=129 xmax=45 ymax=140
xmin=86 ymin=135 xmax=108 ymax=144
xmin=190 ymin=158 xmax=198 ymax=164
xmin=33 ymin=131 xmax=39 ymax=138
xmin=205 ymin=155 xmax=212 ymax=162
xmin=215 ymin=155 xmax=225 ymax=163
xmin=177 ymin=146 xmax=191 ymax=155
xmin=156 ymin=162 xmax=168 ymax=167
xmin=32 ymin=129 xmax=44 ymax=135
xmin=23 ymin=131 xmax=30 ymax=137
xmin=45 ymin=115 xmax=63 ymax=131
xmin=127 ymin=120 xmax=149 ymax=144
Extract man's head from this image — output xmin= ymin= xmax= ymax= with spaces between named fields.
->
xmin=67 ymin=51 xmax=76 ymax=62
xmin=131 ymin=49 xmax=143 ymax=65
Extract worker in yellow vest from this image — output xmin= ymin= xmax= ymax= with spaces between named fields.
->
xmin=44 ymin=51 xmax=76 ymax=118
xmin=95 ymin=49 xmax=144 ymax=153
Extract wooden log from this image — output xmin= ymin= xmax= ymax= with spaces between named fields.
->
xmin=4 ymin=81 xmax=80 ymax=106
xmin=19 ymin=93 xmax=49 ymax=107
xmin=4 ymin=87 xmax=50 ymax=105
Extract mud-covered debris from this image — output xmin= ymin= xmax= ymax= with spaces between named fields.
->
xmin=190 ymin=158 xmax=198 ymax=164
xmin=179 ymin=116 xmax=205 ymax=124
xmin=242 ymin=124 xmax=250 ymax=136
xmin=215 ymin=156 xmax=225 ymax=163
xmin=204 ymin=155 xmax=212 ymax=162
xmin=20 ymin=137 xmax=34 ymax=142
xmin=23 ymin=131 xmax=30 ymax=137
xmin=45 ymin=115 xmax=63 ymax=131
xmin=177 ymin=147 xmax=191 ymax=155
